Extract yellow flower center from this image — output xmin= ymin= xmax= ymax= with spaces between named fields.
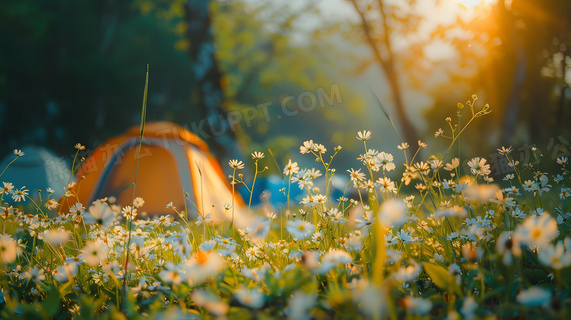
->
xmin=531 ymin=228 xmax=542 ymax=240
xmin=194 ymin=250 xmax=208 ymax=264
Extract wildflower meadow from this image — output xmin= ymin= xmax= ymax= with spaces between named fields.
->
xmin=0 ymin=96 xmax=570 ymax=320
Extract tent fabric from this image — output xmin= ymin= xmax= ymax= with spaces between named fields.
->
xmin=66 ymin=121 xmax=244 ymax=220
xmin=0 ymin=146 xmax=71 ymax=201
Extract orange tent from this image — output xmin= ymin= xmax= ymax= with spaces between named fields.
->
xmin=65 ymin=122 xmax=244 ymax=221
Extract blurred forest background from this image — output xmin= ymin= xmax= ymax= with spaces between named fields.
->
xmin=1 ymin=0 xmax=570 ymax=176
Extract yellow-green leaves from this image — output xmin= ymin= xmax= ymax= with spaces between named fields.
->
xmin=424 ymin=263 xmax=463 ymax=297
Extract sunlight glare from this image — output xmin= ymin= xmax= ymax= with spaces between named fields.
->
xmin=456 ymin=0 xmax=482 ymax=9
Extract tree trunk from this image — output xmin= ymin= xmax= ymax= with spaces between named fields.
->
xmin=384 ymin=54 xmax=419 ymax=154
xmin=184 ymin=0 xmax=240 ymax=166
xmin=350 ymin=0 xmax=419 ymax=154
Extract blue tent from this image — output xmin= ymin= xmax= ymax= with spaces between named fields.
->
xmin=0 ymin=146 xmax=71 ymax=202
xmin=238 ymin=175 xmax=305 ymax=209
xmin=238 ymin=174 xmax=355 ymax=210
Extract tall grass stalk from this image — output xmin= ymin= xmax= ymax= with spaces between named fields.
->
xmin=0 ymin=153 xmax=22 ymax=179
xmin=121 ymin=64 xmax=148 ymax=313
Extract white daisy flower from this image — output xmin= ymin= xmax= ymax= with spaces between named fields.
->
xmin=285 ymin=219 xmax=315 ymax=240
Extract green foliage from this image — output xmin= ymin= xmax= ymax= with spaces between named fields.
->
xmin=0 ymin=0 xmax=193 ymax=155
xmin=424 ymin=263 xmax=463 ymax=296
